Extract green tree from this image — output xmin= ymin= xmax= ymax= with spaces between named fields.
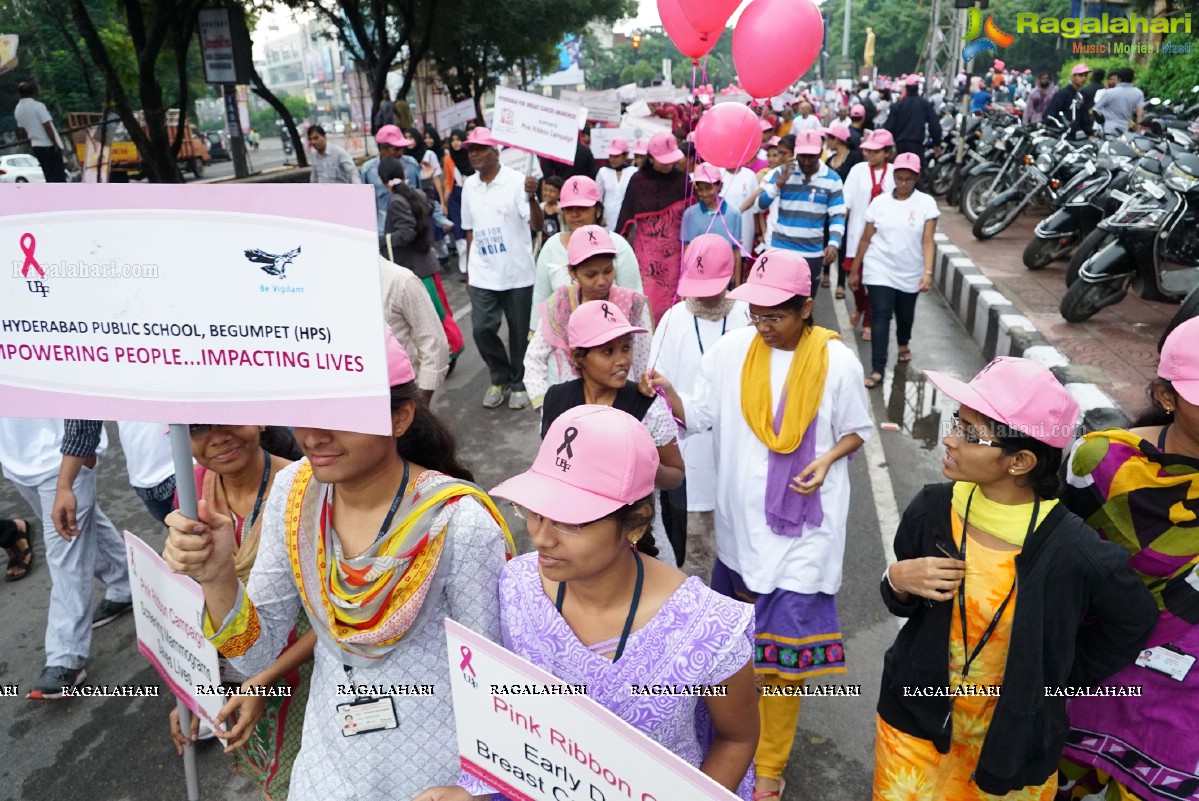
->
xmin=587 ymin=28 xmax=735 ymax=91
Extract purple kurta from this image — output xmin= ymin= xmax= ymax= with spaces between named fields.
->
xmin=498 ymin=553 xmax=756 ymax=799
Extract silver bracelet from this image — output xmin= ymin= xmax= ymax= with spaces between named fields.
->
xmin=883 ymin=564 xmax=899 ymax=593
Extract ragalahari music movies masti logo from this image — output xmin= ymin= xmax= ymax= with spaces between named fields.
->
xmin=244 ymin=246 xmax=301 ymax=279
xmin=961 ymin=8 xmax=1014 ymax=64
xmin=17 ymin=232 xmax=49 ymax=297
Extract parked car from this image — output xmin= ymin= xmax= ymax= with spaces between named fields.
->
xmin=205 ymin=131 xmax=231 ymax=161
xmin=0 ymin=153 xmax=46 ymax=182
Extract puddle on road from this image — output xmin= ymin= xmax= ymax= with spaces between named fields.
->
xmin=877 ymin=365 xmax=954 ymax=451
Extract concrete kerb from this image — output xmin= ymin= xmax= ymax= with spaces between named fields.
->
xmin=930 ymin=233 xmax=1131 ymax=430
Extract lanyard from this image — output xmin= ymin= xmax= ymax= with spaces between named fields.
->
xmin=228 ymin=447 xmax=271 ymax=542
xmin=556 ymin=549 xmax=644 ymax=663
xmin=693 ymin=314 xmax=727 ymax=355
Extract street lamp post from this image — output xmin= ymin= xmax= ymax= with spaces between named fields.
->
xmin=842 ymin=0 xmax=851 ymax=58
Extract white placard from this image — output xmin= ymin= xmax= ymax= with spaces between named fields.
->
xmin=126 ymin=533 xmax=225 ymax=727
xmin=446 ymin=619 xmax=739 ymax=801
xmin=589 ymin=127 xmax=639 ymax=161
xmin=491 ymin=86 xmax=583 ymax=165
xmin=436 ymin=98 xmax=478 ymax=134
xmin=198 ymin=8 xmax=237 ymax=84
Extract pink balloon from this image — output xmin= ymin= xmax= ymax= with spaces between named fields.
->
xmin=658 ymin=0 xmax=721 ymax=60
xmin=681 ymin=0 xmax=742 ymax=34
xmin=694 ymin=103 xmax=761 ymax=169
xmin=732 ymin=0 xmax=824 ymax=99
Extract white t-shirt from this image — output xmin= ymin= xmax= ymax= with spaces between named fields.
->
xmin=843 ymin=162 xmax=895 ymax=257
xmin=719 ymin=167 xmax=759 ymax=256
xmin=595 ymin=166 xmax=634 ymax=233
xmin=862 ymin=190 xmax=940 ymax=292
xmin=420 ymin=150 xmax=442 ymax=180
xmin=0 ymin=418 xmax=107 ymax=487
xmin=14 ymin=98 xmax=59 ymax=148
xmin=461 ymin=165 xmax=536 ymax=291
xmin=792 ymin=115 xmax=822 ymax=133
xmin=116 ymin=421 xmax=174 ymax=489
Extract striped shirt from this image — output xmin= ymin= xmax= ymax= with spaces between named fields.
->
xmin=758 ymin=162 xmax=846 ymax=255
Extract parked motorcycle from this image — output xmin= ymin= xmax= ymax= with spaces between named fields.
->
xmin=1059 ymin=153 xmax=1199 ymax=322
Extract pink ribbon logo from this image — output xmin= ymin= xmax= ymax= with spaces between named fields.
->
xmin=19 ymin=233 xmax=43 ymax=278
xmin=459 ymin=645 xmax=476 ymax=677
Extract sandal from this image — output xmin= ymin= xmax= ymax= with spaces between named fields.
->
xmin=821 ymin=275 xmax=831 ymax=288
xmin=753 ymin=777 xmax=786 ymax=801
xmin=5 ymin=520 xmax=36 ymax=582
xmin=864 ymin=372 xmax=883 ymax=389
xmin=897 ymin=348 xmax=913 ymax=363
xmin=835 ymin=288 xmax=845 ymax=300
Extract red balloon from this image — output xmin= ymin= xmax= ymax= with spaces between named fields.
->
xmin=680 ymin=0 xmax=742 ymax=34
xmin=694 ymin=103 xmax=761 ymax=169
xmin=658 ymin=0 xmax=721 ymax=61
xmin=733 ymin=0 xmax=824 ymax=99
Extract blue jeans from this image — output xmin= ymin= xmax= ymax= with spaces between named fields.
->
xmin=866 ymin=284 xmax=919 ymax=376
xmin=134 ymin=475 xmax=177 ymax=527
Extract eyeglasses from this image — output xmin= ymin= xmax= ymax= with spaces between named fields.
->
xmin=949 ymin=414 xmax=1001 ymax=448
xmin=749 ymin=313 xmax=787 ymax=327
xmin=510 ymin=503 xmax=585 ymax=536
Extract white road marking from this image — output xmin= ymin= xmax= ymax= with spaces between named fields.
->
xmin=453 ymin=303 xmax=472 ymax=322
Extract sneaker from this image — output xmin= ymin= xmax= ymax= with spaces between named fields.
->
xmin=482 ymin=385 xmax=506 ymax=409
xmin=29 ymin=665 xmax=86 ymax=699
xmin=92 ymin=599 xmax=133 ymax=629
xmin=508 ymin=390 xmax=530 ymax=410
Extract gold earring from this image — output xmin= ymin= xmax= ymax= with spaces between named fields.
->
xmin=1165 ymin=407 xmax=1175 ymax=414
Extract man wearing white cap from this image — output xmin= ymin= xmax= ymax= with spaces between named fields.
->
xmin=595 ymin=137 xmax=633 ymax=233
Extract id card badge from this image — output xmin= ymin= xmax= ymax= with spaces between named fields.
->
xmin=1135 ymin=644 xmax=1196 ymax=682
xmin=337 ymin=696 xmax=398 ymax=737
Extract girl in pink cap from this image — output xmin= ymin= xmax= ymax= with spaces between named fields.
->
xmin=524 ymin=224 xmax=653 ymax=411
xmin=487 ymin=405 xmax=758 ymax=799
xmin=874 ymin=357 xmax=1155 ymax=800
xmin=1058 ymin=317 xmax=1199 ymax=801
xmin=164 ymin=335 xmax=517 ymax=801
xmin=841 ymin=129 xmax=896 ymax=342
xmin=532 ymin=175 xmax=643 ymax=309
xmin=644 ymin=249 xmax=873 ymax=799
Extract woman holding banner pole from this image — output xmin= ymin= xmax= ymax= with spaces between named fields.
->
xmin=163 ymin=335 xmax=515 ymax=801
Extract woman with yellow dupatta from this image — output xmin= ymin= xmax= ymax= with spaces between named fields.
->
xmin=163 ymin=335 xmax=515 ymax=801
xmin=643 ymin=249 xmax=873 ymax=800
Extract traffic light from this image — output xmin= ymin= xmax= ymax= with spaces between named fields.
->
xmin=632 ymin=34 xmax=641 ymax=50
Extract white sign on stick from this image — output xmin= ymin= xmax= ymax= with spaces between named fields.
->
xmin=491 ymin=86 xmax=582 ymax=165
xmin=126 ymin=533 xmax=225 ymax=727
xmin=198 ymin=8 xmax=237 ymax=84
xmin=0 ymin=184 xmax=391 ymax=434
xmin=445 ymin=619 xmax=739 ymax=801
xmin=589 ymin=127 xmax=639 ymax=161
xmin=436 ymin=98 xmax=478 ymax=134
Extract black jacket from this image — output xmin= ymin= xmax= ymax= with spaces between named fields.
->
xmin=878 ymin=483 xmax=1157 ymax=796
xmin=884 ymin=94 xmax=942 ymax=148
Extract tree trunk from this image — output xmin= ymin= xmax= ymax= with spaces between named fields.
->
xmin=250 ymin=63 xmax=308 ymax=167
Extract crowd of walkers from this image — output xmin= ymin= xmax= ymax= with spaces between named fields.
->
xmin=4 ymin=105 xmax=1197 ymax=801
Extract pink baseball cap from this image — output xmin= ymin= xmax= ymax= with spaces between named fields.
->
xmin=759 ymin=118 xmax=775 ymax=132
xmin=860 ymin=129 xmax=895 ymax=150
xmin=766 ymin=136 xmax=781 ymax=147
xmin=893 ymin=152 xmax=921 ymax=174
xmin=647 ymin=132 xmax=684 ymax=164
xmin=905 ymin=74 xmax=922 ymax=87
xmin=691 ymin=162 xmax=723 ymax=184
xmin=566 ymin=225 xmax=618 ymax=266
xmin=632 ymin=138 xmax=649 ymax=156
xmin=794 ymin=130 xmax=823 ymax=155
xmin=559 ymin=176 xmax=602 ymax=208
xmin=1158 ymin=317 xmax=1199 ymax=404
xmin=607 ymin=137 xmax=630 ymax=157
xmin=728 ymin=249 xmax=812 ymax=306
xmin=924 ymin=357 xmax=1080 ymax=448
xmin=1072 ymin=63 xmax=1092 ymax=76
xmin=385 ymin=331 xmax=416 ymax=386
xmin=464 ymin=126 xmax=499 ymax=147
xmin=376 ymin=125 xmax=414 ymax=149
xmin=823 ymin=126 xmax=850 ymax=143
xmin=491 ymin=405 xmax=660 ymax=524
xmin=850 ymin=104 xmax=866 ymax=119
xmin=566 ymin=300 xmax=648 ymax=349
xmin=678 ymin=234 xmax=735 ymax=298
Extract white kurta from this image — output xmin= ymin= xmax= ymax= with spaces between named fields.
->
xmin=648 ymin=300 xmax=751 ymax=511
xmin=596 ymin=165 xmax=634 ymax=233
xmin=843 ymin=162 xmax=896 ymax=259
xmin=683 ymin=328 xmax=873 ymax=595
xmin=209 ymin=461 xmax=507 ymax=801
xmin=720 ymin=166 xmax=760 ymax=256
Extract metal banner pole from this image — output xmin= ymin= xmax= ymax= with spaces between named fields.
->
xmin=169 ymin=423 xmax=201 ymax=801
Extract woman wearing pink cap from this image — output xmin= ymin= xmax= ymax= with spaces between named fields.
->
xmin=525 ymin=224 xmax=653 ymax=411
xmin=683 ymin=162 xmax=744 ymax=284
xmin=874 ymin=357 xmax=1155 ymax=800
xmin=532 ymin=175 xmax=643 ymax=309
xmin=1058 ymin=317 xmax=1199 ymax=801
xmin=849 ymin=150 xmax=939 ymax=389
xmin=539 ymin=300 xmax=683 ymax=547
xmin=821 ymin=126 xmax=864 ymax=298
xmin=631 ymin=138 xmax=649 ymax=169
xmin=616 ymin=131 xmax=690 ymax=326
xmin=164 ymin=335 xmax=517 ymax=801
xmin=841 ymin=128 xmax=896 ymax=342
xmin=488 ymin=405 xmax=758 ymax=799
xmin=644 ymin=249 xmax=872 ymax=799
xmin=648 ymin=235 xmax=751 ymax=566
xmin=595 ymin=137 xmax=634 ymax=233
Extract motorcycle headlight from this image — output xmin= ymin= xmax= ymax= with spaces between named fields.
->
xmin=1164 ymin=163 xmax=1199 ymax=193
xmin=1035 ymin=153 xmax=1054 ymax=174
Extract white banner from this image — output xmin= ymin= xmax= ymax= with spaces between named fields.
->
xmin=491 ymin=86 xmax=583 ymax=165
xmin=588 ymin=127 xmax=639 ymax=161
xmin=436 ymin=98 xmax=478 ymax=135
xmin=126 ymin=533 xmax=225 ymax=727
xmin=446 ymin=619 xmax=739 ymax=801
xmin=198 ymin=8 xmax=237 ymax=84
xmin=0 ymin=184 xmax=391 ymax=434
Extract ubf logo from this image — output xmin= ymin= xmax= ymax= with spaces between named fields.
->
xmin=962 ymin=9 xmax=1014 ymax=63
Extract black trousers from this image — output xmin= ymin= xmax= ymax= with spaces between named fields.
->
xmin=468 ymin=285 xmax=533 ymax=391
xmin=32 ymin=146 xmax=68 ymax=183
xmin=660 ymin=482 xmax=688 ymax=567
